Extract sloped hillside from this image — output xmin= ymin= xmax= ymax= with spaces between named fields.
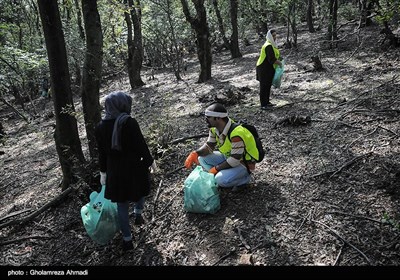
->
xmin=0 ymin=23 xmax=399 ymax=268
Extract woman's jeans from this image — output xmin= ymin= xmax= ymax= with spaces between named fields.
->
xmin=199 ymin=151 xmax=250 ymax=188
xmin=117 ymin=197 xmax=145 ymax=241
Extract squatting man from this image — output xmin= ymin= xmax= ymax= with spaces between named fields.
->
xmin=184 ymin=103 xmax=260 ymax=192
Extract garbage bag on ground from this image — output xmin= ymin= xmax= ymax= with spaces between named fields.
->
xmin=184 ymin=166 xmax=220 ymax=214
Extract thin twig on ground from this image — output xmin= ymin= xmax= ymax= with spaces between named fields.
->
xmin=235 ymin=227 xmax=251 ymax=251
xmin=0 ymin=186 xmax=74 ymax=230
xmin=333 ymin=242 xmax=344 ymax=266
xmin=311 ymin=218 xmax=373 ymax=265
xmin=0 ymin=97 xmax=30 ymax=123
xmin=212 ymin=248 xmax=236 ymax=266
xmin=293 ymin=209 xmax=312 ymax=239
xmin=344 ymin=127 xmax=379 ymax=150
xmin=330 ymin=74 xmax=399 ymax=111
xmin=312 ymin=118 xmax=362 ymax=129
xmin=151 ymin=179 xmax=163 ymax=221
xmin=378 ymin=125 xmax=399 ymax=137
xmin=329 ymin=151 xmax=373 ymax=179
xmin=169 ymin=133 xmax=208 ymax=145
xmin=164 ymin=166 xmax=185 ymax=177
xmin=342 ymin=37 xmax=364 ymax=64
xmin=0 ymin=235 xmax=53 ymax=246
xmin=311 ymin=151 xmax=373 ymax=179
xmin=0 ymin=209 xmax=33 ymax=223
xmin=150 ymin=188 xmax=181 ymax=224
xmin=327 ymin=210 xmax=386 ymax=224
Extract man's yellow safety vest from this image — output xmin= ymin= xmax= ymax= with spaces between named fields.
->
xmin=211 ymin=123 xmax=258 ymax=161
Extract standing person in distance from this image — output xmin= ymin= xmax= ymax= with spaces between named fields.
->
xmin=256 ymin=29 xmax=283 ymax=109
xmin=95 ymin=91 xmax=157 ymax=251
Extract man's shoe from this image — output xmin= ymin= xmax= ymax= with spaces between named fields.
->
xmin=134 ymin=214 xmax=145 ymax=225
xmin=122 ymin=240 xmax=133 ymax=251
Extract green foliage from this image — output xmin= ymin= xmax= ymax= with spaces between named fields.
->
xmin=0 ymin=45 xmax=48 ymax=99
xmin=0 ymin=22 xmax=18 ymax=43
xmin=0 ymin=0 xmax=48 ymax=102
xmin=145 ymin=115 xmax=179 ymax=160
xmin=141 ymin=0 xmax=191 ymax=68
xmin=143 ymin=102 xmax=183 ymax=164
xmin=60 ymin=104 xmax=81 ymax=120
xmin=3 ymin=0 xmax=397 ymax=107
xmin=383 ymin=213 xmax=400 ymax=230
xmin=98 ymin=0 xmax=127 ymax=72
xmin=374 ymin=1 xmax=399 ymax=23
xmin=1 ymin=46 xmax=46 ymax=72
xmin=338 ymin=3 xmax=359 ymax=21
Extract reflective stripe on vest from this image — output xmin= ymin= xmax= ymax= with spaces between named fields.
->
xmin=211 ymin=125 xmax=258 ymax=161
xmin=256 ymin=41 xmax=280 ymax=69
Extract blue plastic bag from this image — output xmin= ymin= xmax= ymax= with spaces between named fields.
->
xmin=272 ymin=59 xmax=285 ymax=88
xmin=80 ymin=185 xmax=120 ymax=245
xmin=184 ymin=166 xmax=220 ymax=214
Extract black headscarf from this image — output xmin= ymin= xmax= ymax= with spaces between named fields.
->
xmin=103 ymin=91 xmax=132 ymax=151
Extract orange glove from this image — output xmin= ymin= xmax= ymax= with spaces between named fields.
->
xmin=184 ymin=151 xmax=199 ymax=169
xmin=209 ymin=166 xmax=218 ymax=175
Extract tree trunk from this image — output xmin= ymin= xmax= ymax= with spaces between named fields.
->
xmin=381 ymin=21 xmax=400 ymax=47
xmin=125 ymin=0 xmax=144 ymax=89
xmin=37 ymin=0 xmax=85 ymax=190
xmin=229 ymin=0 xmax=242 ymax=58
xmin=74 ymin=0 xmax=85 ymax=40
xmin=332 ymin=0 xmax=338 ymax=41
xmin=181 ymin=0 xmax=212 ymax=83
xmin=212 ymin=0 xmax=230 ymax=51
xmin=124 ymin=1 xmax=135 ymax=88
xmin=81 ymin=0 xmax=103 ymax=161
xmin=358 ymin=0 xmax=376 ymax=28
xmin=328 ymin=0 xmax=338 ymax=47
xmin=259 ymin=0 xmax=268 ymax=35
xmin=165 ymin=0 xmax=183 ymax=81
xmin=316 ymin=0 xmax=323 ymax=30
xmin=0 ymin=121 xmax=4 ymax=141
xmin=307 ymin=0 xmax=315 ymax=33
xmin=290 ymin=1 xmax=298 ymax=48
xmin=393 ymin=0 xmax=400 ymax=24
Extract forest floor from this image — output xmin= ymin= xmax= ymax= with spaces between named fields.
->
xmin=1 ymin=23 xmax=400 ymax=271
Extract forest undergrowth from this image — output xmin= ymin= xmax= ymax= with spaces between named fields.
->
xmin=0 ymin=23 xmax=399 ymax=268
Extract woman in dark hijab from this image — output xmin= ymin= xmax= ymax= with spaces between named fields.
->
xmin=95 ymin=91 xmax=156 ymax=251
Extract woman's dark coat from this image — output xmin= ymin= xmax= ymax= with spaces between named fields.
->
xmin=95 ymin=117 xmax=153 ymax=202
xmin=256 ymin=45 xmax=276 ymax=82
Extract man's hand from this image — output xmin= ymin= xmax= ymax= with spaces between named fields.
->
xmin=100 ymin=172 xmax=106 ymax=186
xmin=184 ymin=151 xmax=199 ymax=169
xmin=209 ymin=166 xmax=218 ymax=175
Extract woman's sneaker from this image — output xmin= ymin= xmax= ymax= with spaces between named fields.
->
xmin=122 ymin=240 xmax=133 ymax=251
xmin=134 ymin=214 xmax=145 ymax=225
